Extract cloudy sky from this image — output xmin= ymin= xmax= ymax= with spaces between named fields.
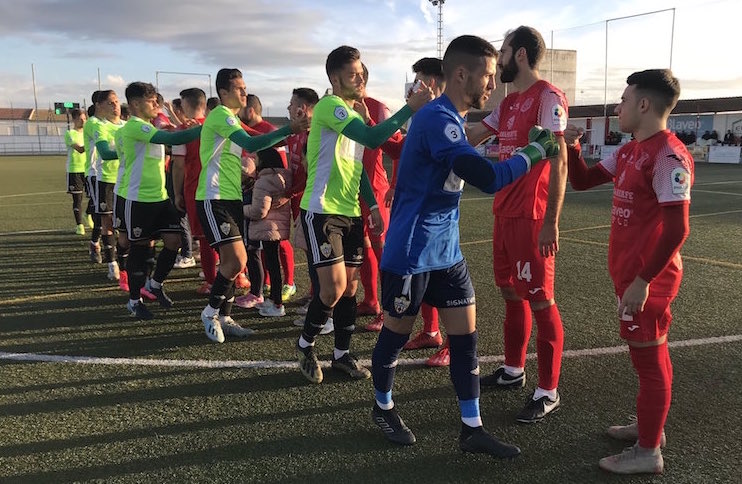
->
xmin=0 ymin=0 xmax=739 ymax=116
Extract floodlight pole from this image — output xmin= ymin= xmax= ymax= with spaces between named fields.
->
xmin=429 ymin=0 xmax=445 ymax=59
xmin=31 ymin=63 xmax=42 ymax=153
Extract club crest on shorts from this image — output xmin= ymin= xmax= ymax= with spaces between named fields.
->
xmin=132 ymin=227 xmax=142 ymax=238
xmin=114 ymin=217 xmax=121 ymax=228
xmin=68 ymin=185 xmax=75 ymax=191
xmin=320 ymin=242 xmax=332 ymax=258
xmin=393 ymin=295 xmax=410 ymax=314
xmin=220 ymin=222 xmax=231 ymax=235
xmin=99 ymin=202 xmax=107 ymax=210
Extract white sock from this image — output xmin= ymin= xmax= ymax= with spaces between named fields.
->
xmin=202 ymin=305 xmax=218 ymax=318
xmin=333 ymin=348 xmax=349 ymax=360
xmin=504 ymin=365 xmax=524 ymax=376
xmin=298 ymin=336 xmax=314 ymax=349
xmin=376 ymin=399 xmax=394 ymax=410
xmin=129 ymin=298 xmax=141 ymax=307
xmin=425 ymin=331 xmax=439 ymax=337
xmin=533 ymin=387 xmax=558 ymax=401
xmin=150 ymin=279 xmax=162 ymax=290
xmin=461 ymin=416 xmax=483 ymax=428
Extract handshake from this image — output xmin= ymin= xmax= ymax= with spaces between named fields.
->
xmin=515 ymin=126 xmax=560 ymax=169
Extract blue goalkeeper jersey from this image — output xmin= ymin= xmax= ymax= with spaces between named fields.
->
xmin=381 ymin=94 xmax=484 ymax=275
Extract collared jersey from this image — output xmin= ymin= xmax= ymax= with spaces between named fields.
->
xmin=114 ymin=116 xmax=166 ymax=202
xmin=597 ymin=130 xmax=693 ymax=296
xmin=197 ymin=105 xmax=243 ymax=201
xmin=482 ymin=80 xmax=568 ymax=219
xmin=97 ymin=119 xmax=125 ymax=183
xmin=300 ymin=95 xmax=365 ymax=216
xmin=83 ymin=116 xmax=102 ymax=178
xmin=381 ymin=94 xmax=482 ymax=275
xmin=65 ymin=129 xmax=85 ymax=173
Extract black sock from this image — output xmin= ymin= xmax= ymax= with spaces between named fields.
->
xmin=333 ymin=295 xmax=357 ymax=352
xmin=209 ymin=271 xmax=232 ymax=310
xmin=219 ymin=283 xmax=235 ymax=317
xmin=91 ymin=214 xmax=101 ymax=243
xmin=128 ymin=244 xmax=149 ymax=301
xmin=302 ymin=295 xmax=333 ymax=344
xmin=102 ymin=233 xmax=116 ymax=263
xmin=116 ymin=243 xmax=129 ymax=270
xmin=152 ymin=247 xmax=178 ymax=285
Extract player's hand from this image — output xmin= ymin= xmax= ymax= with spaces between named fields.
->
xmin=384 ymin=187 xmax=395 ymax=208
xmin=406 ymin=80 xmax=434 ymax=112
xmin=517 ymin=126 xmax=559 ymax=168
xmin=564 ymin=124 xmax=584 ymax=147
xmin=289 ymin=109 xmax=310 ymax=133
xmin=618 ymin=277 xmax=649 ymax=317
xmin=353 ymin=99 xmax=370 ymax=123
xmin=537 ymin=221 xmax=559 ymax=257
xmin=368 ymin=207 xmax=385 ymax=237
xmin=174 ymin=194 xmax=186 ymax=212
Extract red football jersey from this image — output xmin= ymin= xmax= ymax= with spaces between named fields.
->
xmin=171 ymin=117 xmax=205 ymax=200
xmin=245 ymin=120 xmax=288 ymax=168
xmin=286 ymin=131 xmax=308 ymax=219
xmin=362 ymin=97 xmax=393 ymax=196
xmin=597 ymin=130 xmax=694 ymax=295
xmin=482 ymin=80 xmax=568 ymax=219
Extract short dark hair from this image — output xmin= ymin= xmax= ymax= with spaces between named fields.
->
xmin=442 ymin=35 xmax=497 ymax=79
xmin=91 ymin=90 xmax=102 ymax=104
xmin=180 ymin=88 xmax=207 ymax=109
xmin=412 ymin=57 xmax=444 ymax=81
xmin=215 ymin=68 xmax=242 ymax=100
xmin=125 ymin=82 xmax=157 ymax=104
xmin=257 ymin=149 xmax=284 ymax=170
xmin=172 ymin=98 xmax=182 ymax=111
xmin=246 ymin=94 xmax=262 ymax=115
xmin=292 ymin=87 xmax=319 ymax=106
xmin=206 ymin=97 xmax=220 ymax=111
xmin=120 ymin=104 xmax=130 ymax=119
xmin=504 ymin=26 xmax=545 ymax=69
xmin=87 ymin=105 xmax=96 ymax=117
xmin=626 ymin=69 xmax=681 ymax=115
xmin=96 ymin=90 xmax=115 ymax=104
xmin=325 ymin=45 xmax=360 ymax=77
xmin=361 ymin=63 xmax=369 ymax=84
xmin=70 ymin=108 xmax=83 ymax=119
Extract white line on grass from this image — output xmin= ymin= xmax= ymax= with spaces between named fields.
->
xmin=0 ymin=228 xmax=68 ymax=237
xmin=0 ymin=334 xmax=739 ymax=369
xmin=0 ymin=190 xmax=65 ymax=199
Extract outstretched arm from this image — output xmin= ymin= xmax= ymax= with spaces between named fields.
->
xmin=341 ymin=106 xmax=413 ymax=150
xmin=150 ymin=125 xmax=202 ymax=145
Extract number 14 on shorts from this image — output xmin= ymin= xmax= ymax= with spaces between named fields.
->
xmin=516 ymin=260 xmax=532 ymax=282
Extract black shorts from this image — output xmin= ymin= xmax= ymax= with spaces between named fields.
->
xmin=197 ymin=199 xmax=244 ymax=247
xmin=381 ymin=259 xmax=475 ymax=318
xmin=301 ymin=209 xmax=364 ymax=268
xmin=96 ymin=180 xmax=115 ymax=214
xmin=124 ymin=199 xmax=182 ymax=242
xmin=67 ymin=172 xmax=85 ymax=194
xmin=86 ymin=176 xmax=97 ymax=203
xmin=113 ymin=193 xmax=127 ymax=231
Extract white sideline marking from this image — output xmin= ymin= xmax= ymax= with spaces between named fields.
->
xmin=0 ymin=190 xmax=65 ymax=199
xmin=0 ymin=334 xmax=739 ymax=370
xmin=0 ymin=228 xmax=68 ymax=237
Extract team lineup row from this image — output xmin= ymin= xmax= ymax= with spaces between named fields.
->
xmin=62 ymin=26 xmax=693 ymax=474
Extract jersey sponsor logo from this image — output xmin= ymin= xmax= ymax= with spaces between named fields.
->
xmin=671 ymin=167 xmax=691 ymax=195
xmin=320 ymin=242 xmax=332 ymax=258
xmin=226 ymin=116 xmax=236 ymax=126
xmin=520 ymin=98 xmax=534 ymax=112
xmin=443 ymin=122 xmax=463 ymax=143
xmin=141 ymin=124 xmax=152 ymax=133
xmin=443 ymin=170 xmax=464 ymax=193
xmin=132 ymin=227 xmax=142 ymax=238
xmin=219 ymin=222 xmax=231 ymax=235
xmin=552 ymin=104 xmax=567 ymax=131
xmin=393 ymin=295 xmax=411 ymax=314
xmin=617 ymin=171 xmax=626 ymax=187
xmin=333 ymin=106 xmax=348 ymax=121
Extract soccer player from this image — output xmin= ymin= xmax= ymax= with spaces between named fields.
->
xmin=111 ymin=81 xmax=202 ymax=319
xmin=197 ymin=68 xmax=309 ymax=343
xmin=83 ymin=91 xmax=103 ymax=263
xmin=171 ymin=87 xmax=220 ymax=295
xmin=295 ymin=45 xmax=433 ymax=384
xmin=65 ymin=108 xmax=87 ymax=235
xmin=354 ymin=63 xmax=403 ymax=332
xmin=565 ymin=69 xmax=692 ymax=475
xmin=370 ymin=34 xmax=558 ymax=457
xmin=468 ymin=26 xmax=569 ymax=423
xmin=92 ymin=90 xmax=126 ymax=283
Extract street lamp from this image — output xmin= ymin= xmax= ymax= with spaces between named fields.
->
xmin=429 ymin=0 xmax=445 ymax=59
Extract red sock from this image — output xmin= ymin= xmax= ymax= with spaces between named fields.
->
xmin=630 ymin=342 xmax=672 ymax=449
xmin=360 ymin=246 xmax=379 ymax=307
xmin=279 ymin=239 xmax=294 ymax=286
xmin=503 ymin=299 xmax=532 ymax=368
xmin=199 ymin=239 xmax=217 ymax=285
xmin=533 ymin=304 xmax=564 ymax=390
xmin=421 ymin=303 xmax=439 ymax=334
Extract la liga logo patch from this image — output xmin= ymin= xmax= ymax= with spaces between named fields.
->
xmin=671 ymin=167 xmax=690 ymax=195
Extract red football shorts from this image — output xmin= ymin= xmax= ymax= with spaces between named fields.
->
xmin=618 ymin=292 xmax=674 ymax=343
xmin=185 ymin=189 xmax=204 ymax=239
xmin=361 ymin=200 xmax=390 ymax=245
xmin=492 ymin=216 xmax=555 ymax=301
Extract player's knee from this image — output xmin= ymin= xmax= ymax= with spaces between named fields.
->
xmin=499 ymin=286 xmax=521 ymax=300
xmin=530 ymin=299 xmax=555 ymax=311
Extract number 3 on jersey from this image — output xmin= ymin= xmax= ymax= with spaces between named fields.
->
xmin=516 ymin=260 xmax=532 ymax=282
